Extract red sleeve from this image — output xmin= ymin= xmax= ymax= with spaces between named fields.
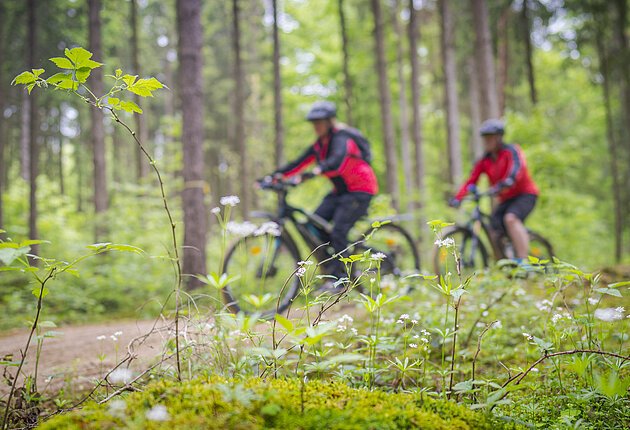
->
xmin=455 ymin=160 xmax=485 ymax=201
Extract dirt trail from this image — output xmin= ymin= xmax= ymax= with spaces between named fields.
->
xmin=0 ymin=319 xmax=167 ymax=396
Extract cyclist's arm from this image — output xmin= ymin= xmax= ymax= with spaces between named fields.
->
xmin=454 ymin=161 xmax=484 ymax=201
xmin=317 ymin=133 xmax=348 ymax=173
xmin=274 ymin=146 xmax=316 ymax=177
xmin=498 ymin=144 xmax=524 ymax=189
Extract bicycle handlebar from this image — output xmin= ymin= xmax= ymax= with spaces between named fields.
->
xmin=257 ymin=171 xmax=316 ymax=191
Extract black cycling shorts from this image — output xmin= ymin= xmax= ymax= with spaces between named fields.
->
xmin=491 ymin=193 xmax=537 ymax=233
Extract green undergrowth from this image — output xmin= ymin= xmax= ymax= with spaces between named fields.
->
xmin=40 ymin=377 xmax=523 ymax=430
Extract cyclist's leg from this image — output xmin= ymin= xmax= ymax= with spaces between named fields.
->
xmin=502 ymin=194 xmax=537 ymax=259
xmin=314 ymin=193 xmax=338 ymax=222
xmin=329 ymin=193 xmax=373 ymax=276
xmin=490 ymin=200 xmax=510 ymax=258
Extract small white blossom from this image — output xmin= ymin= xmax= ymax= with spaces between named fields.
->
xmin=409 ymin=343 xmax=418 ymax=348
xmin=421 ymin=329 xmax=430 ymax=336
xmin=114 ymin=331 xmax=123 ymax=337
xmin=96 ymin=335 xmax=106 ymax=341
xmin=109 ymin=368 xmax=133 ymax=384
xmin=588 ymin=297 xmax=599 ymax=305
xmin=350 ymin=328 xmax=358 ymax=336
xmin=482 ymin=311 xmax=489 ymax=317
xmin=255 ymin=221 xmax=281 ymax=237
xmin=615 ymin=306 xmax=625 ymax=313
xmin=211 ymin=207 xmax=221 ymax=215
xmin=420 ymin=337 xmax=429 ymax=343
xmin=227 ymin=221 xmax=258 ymax=237
xmin=551 ymin=314 xmax=563 ymax=324
xmin=298 ymin=260 xmax=314 ymax=266
xmin=296 ymin=267 xmax=307 ymax=278
xmin=110 ymin=335 xmax=118 ymax=342
xmin=434 ymin=237 xmax=455 ymax=248
xmin=338 ymin=314 xmax=354 ymax=324
xmin=412 ymin=334 xmax=420 ymax=339
xmin=535 ymin=299 xmax=553 ymax=312
xmin=411 ymin=319 xmax=418 ymax=325
xmin=399 ymin=314 xmax=410 ymax=320
xmin=494 ymin=320 xmax=503 ymax=329
xmin=396 ymin=320 xmax=404 ymax=325
xmin=336 ymin=325 xmax=347 ymax=333
xmin=324 ymin=342 xmax=335 ymax=347
xmin=594 ymin=308 xmax=624 ymax=322
xmin=371 ymin=252 xmax=387 ymax=261
xmin=220 ymin=195 xmax=240 ymax=207
xmin=522 ymin=332 xmax=533 ymax=340
xmin=146 ymin=405 xmax=170 ymax=422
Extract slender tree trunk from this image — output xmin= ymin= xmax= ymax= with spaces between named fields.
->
xmin=408 ymin=0 xmax=425 ymax=215
xmin=440 ymin=0 xmax=462 ymax=185
xmin=391 ymin=0 xmax=412 ymax=212
xmin=76 ymin=140 xmax=84 ymax=213
xmin=272 ymin=0 xmax=284 ymax=167
xmin=597 ymin=29 xmax=623 ymax=262
xmin=497 ymin=7 xmax=509 ymax=116
xmin=521 ymin=0 xmax=537 ymax=104
xmin=88 ymin=0 xmax=108 ymax=240
xmin=131 ymin=0 xmax=149 ymax=181
xmin=371 ymin=0 xmax=400 ymax=210
xmin=0 ymin=0 xmax=6 ymax=235
xmin=177 ymin=0 xmax=207 ymax=289
xmin=232 ymin=0 xmax=250 ymax=218
xmin=471 ymin=0 xmax=499 ymax=120
xmin=58 ymin=137 xmax=65 ymax=196
xmin=20 ymin=93 xmax=30 ymax=182
xmin=27 ymin=0 xmax=39 ymax=257
xmin=338 ymin=0 xmax=354 ymax=125
xmin=467 ymin=57 xmax=483 ymax=159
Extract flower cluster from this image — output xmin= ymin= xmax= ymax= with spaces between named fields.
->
xmin=594 ymin=307 xmax=625 ymax=322
xmin=434 ymin=237 xmax=455 ymax=248
xmin=220 ymin=195 xmax=240 ymax=207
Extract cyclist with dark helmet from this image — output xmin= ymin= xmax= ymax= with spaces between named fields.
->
xmin=449 ymin=119 xmax=539 ymax=263
xmin=272 ymin=101 xmax=378 ymax=281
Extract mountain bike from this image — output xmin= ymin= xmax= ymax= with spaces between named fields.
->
xmin=221 ymin=174 xmax=420 ymax=317
xmin=432 ymin=186 xmax=553 ymax=275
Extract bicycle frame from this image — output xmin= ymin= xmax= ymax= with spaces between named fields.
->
xmin=461 ymin=190 xmax=506 ymax=262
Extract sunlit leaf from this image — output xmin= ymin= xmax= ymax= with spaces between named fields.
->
xmin=119 ymin=100 xmax=143 ymax=114
xmin=50 ymin=57 xmax=74 ymax=69
xmin=12 ymin=71 xmax=35 ymax=85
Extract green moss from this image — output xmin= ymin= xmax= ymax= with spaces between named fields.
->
xmin=40 ymin=377 xmax=522 ymax=429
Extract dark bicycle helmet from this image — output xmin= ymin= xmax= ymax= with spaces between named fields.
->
xmin=479 ymin=119 xmax=505 ymax=136
xmin=305 ymin=101 xmax=337 ymax=121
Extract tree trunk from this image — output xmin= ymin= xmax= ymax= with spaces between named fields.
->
xmin=521 ymin=0 xmax=537 ymax=104
xmin=27 ymin=0 xmax=39 ymax=257
xmin=177 ymin=0 xmax=208 ymax=289
xmin=131 ymin=0 xmax=149 ymax=181
xmin=467 ymin=57 xmax=483 ymax=159
xmin=272 ymin=0 xmax=284 ymax=167
xmin=497 ymin=7 xmax=509 ymax=116
xmin=597 ymin=27 xmax=623 ymax=262
xmin=371 ymin=0 xmax=400 ymax=210
xmin=20 ymin=93 xmax=30 ymax=182
xmin=408 ymin=0 xmax=425 ymax=215
xmin=391 ymin=0 xmax=412 ymax=212
xmin=232 ymin=0 xmax=250 ymax=218
xmin=440 ymin=0 xmax=462 ymax=185
xmin=471 ymin=0 xmax=499 ymax=120
xmin=88 ymin=0 xmax=108 ymax=240
xmin=338 ymin=0 xmax=354 ymax=125
xmin=0 ymin=0 xmax=5 ymax=235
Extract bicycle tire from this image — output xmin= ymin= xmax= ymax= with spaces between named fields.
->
xmin=432 ymin=226 xmax=489 ymax=275
xmin=222 ymin=231 xmax=302 ymax=318
xmin=527 ymin=230 xmax=554 ymax=262
xmin=349 ymin=222 xmax=419 ymax=293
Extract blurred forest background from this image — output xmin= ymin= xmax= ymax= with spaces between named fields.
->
xmin=0 ymin=0 xmax=629 ymax=327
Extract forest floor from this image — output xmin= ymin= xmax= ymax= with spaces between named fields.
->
xmin=0 ymin=319 xmax=168 ymax=396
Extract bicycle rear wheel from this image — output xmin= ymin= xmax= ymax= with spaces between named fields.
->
xmin=432 ymin=226 xmax=489 ymax=275
xmin=222 ymin=232 xmax=301 ymax=317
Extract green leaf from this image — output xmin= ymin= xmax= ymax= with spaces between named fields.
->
xmin=274 ymin=314 xmax=294 ymax=333
xmin=122 ymin=74 xmax=138 ymax=87
xmin=594 ymin=287 xmax=623 ymax=298
xmin=32 ymin=69 xmax=45 ymax=78
xmin=115 ymin=68 xmax=123 ymax=78
xmin=32 ymin=287 xmax=49 ymax=299
xmin=608 ymin=281 xmax=630 ymax=289
xmin=0 ymin=246 xmax=30 ymax=265
xmin=64 ymin=47 xmax=93 ymax=68
xmin=50 ymin=57 xmax=74 ymax=69
xmin=12 ymin=71 xmax=36 ymax=85
xmin=119 ymin=100 xmax=143 ymax=114
xmin=47 ymin=72 xmax=73 ymax=85
xmin=108 ymin=97 xmax=120 ymax=106
xmin=26 ymin=83 xmax=36 ymax=94
xmin=75 ymin=67 xmax=91 ymax=83
xmin=126 ymin=77 xmax=165 ymax=97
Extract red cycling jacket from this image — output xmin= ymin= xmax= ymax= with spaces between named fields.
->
xmin=275 ymin=127 xmax=378 ymax=195
xmin=455 ymin=143 xmax=538 ymax=203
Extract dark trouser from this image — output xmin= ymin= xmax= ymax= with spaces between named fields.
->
xmin=490 ymin=193 xmax=537 ymax=234
xmin=314 ymin=192 xmax=373 ymax=277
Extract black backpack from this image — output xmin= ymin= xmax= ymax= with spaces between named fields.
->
xmin=335 ymin=126 xmax=373 ymax=164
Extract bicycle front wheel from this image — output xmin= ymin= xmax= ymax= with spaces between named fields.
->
xmin=222 ymin=232 xmax=301 ymax=317
xmin=432 ymin=226 xmax=489 ymax=276
xmin=527 ymin=230 xmax=554 ymax=262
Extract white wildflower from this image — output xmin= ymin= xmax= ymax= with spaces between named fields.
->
xmin=420 ymin=337 xmax=429 ymax=343
xmin=110 ymin=335 xmax=118 ymax=342
xmin=227 ymin=221 xmax=258 ymax=237
xmin=350 ymin=328 xmax=358 ymax=336
xmin=615 ymin=306 xmax=625 ymax=314
xmin=210 ymin=207 xmax=221 ymax=215
xmin=114 ymin=331 xmax=123 ymax=337
xmin=396 ymin=320 xmax=404 ymax=325
xmin=220 ymin=195 xmax=240 ymax=207
xmin=338 ymin=314 xmax=353 ymax=324
xmin=96 ymin=335 xmax=106 ymax=341
xmin=255 ymin=221 xmax=281 ymax=237
xmin=588 ymin=297 xmax=599 ymax=305
xmin=296 ymin=267 xmax=307 ymax=278
xmin=146 ymin=405 xmax=170 ymax=422
xmin=494 ymin=320 xmax=503 ymax=329
xmin=371 ymin=252 xmax=387 ymax=261
xmin=409 ymin=343 xmax=418 ymax=348
xmin=399 ymin=314 xmax=410 ymax=320
xmin=336 ymin=325 xmax=347 ymax=333
xmin=109 ymin=368 xmax=133 ymax=384
xmin=421 ymin=329 xmax=430 ymax=336
xmin=412 ymin=334 xmax=420 ymax=339
xmin=324 ymin=342 xmax=335 ymax=347
xmin=535 ymin=299 xmax=553 ymax=312
xmin=411 ymin=319 xmax=418 ymax=325
xmin=522 ymin=332 xmax=533 ymax=340
xmin=298 ymin=260 xmax=314 ymax=266
xmin=551 ymin=314 xmax=563 ymax=324
xmin=434 ymin=237 xmax=455 ymax=248
xmin=594 ymin=308 xmax=624 ymax=322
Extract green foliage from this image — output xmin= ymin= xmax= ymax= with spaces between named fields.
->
xmin=39 ymin=377 xmax=519 ymax=430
